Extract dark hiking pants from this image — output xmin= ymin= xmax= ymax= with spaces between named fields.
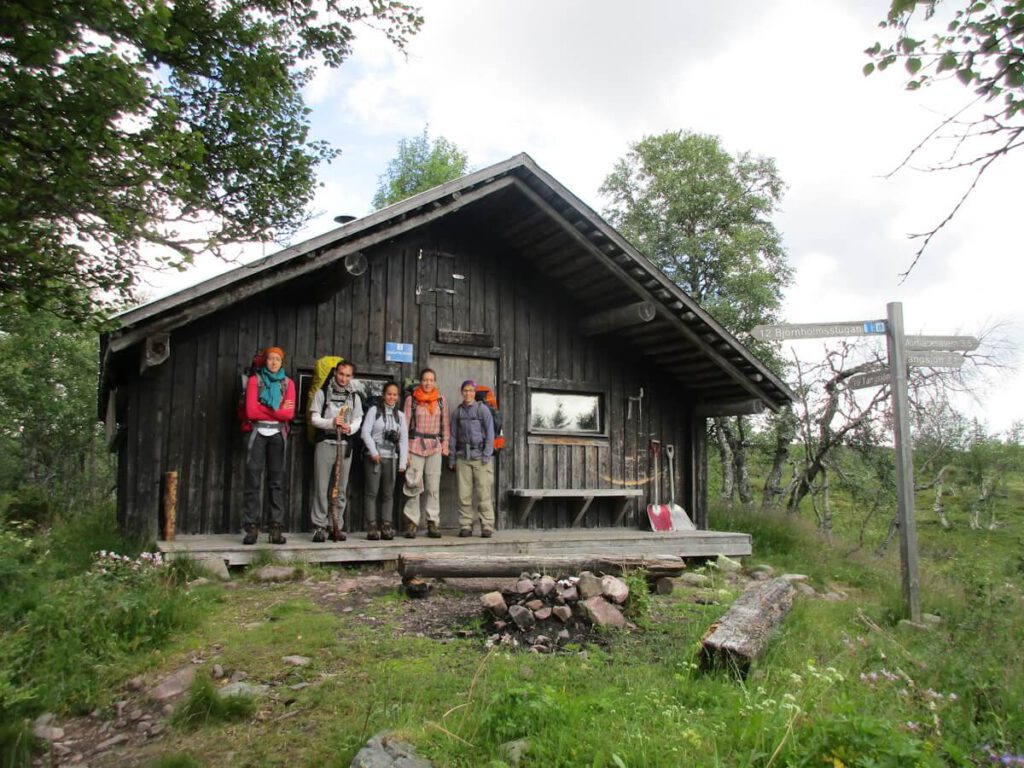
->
xmin=243 ymin=431 xmax=286 ymax=528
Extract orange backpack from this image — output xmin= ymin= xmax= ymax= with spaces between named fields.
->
xmin=473 ymin=384 xmax=505 ymax=450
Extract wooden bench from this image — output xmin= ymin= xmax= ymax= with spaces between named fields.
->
xmin=508 ymin=488 xmax=644 ymax=527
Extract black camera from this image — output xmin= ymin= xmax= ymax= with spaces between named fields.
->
xmin=383 ymin=428 xmax=400 ymax=445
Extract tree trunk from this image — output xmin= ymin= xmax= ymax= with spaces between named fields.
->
xmin=761 ymin=408 xmax=796 ymax=511
xmin=699 ymin=578 xmax=795 ymax=674
xmin=932 ymin=468 xmax=951 ymax=529
xmin=733 ymin=417 xmax=754 ymax=509
xmin=714 ymin=418 xmax=735 ymax=506
xmin=398 ymin=554 xmax=687 ymax=579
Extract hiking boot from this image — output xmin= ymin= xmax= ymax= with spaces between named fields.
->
xmin=268 ymin=525 xmax=287 ymax=545
xmin=311 ymin=527 xmax=326 ymax=543
xmin=381 ymin=522 xmax=394 ymax=541
xmin=481 ymin=529 xmax=493 ymax=538
xmin=404 ymin=521 xmax=417 ymax=539
xmin=242 ymin=525 xmax=259 ymax=545
xmin=458 ymin=528 xmax=472 ymax=538
xmin=330 ymin=529 xmax=347 ymax=542
xmin=367 ymin=521 xmax=380 ymax=541
xmin=427 ymin=521 xmax=442 ymax=539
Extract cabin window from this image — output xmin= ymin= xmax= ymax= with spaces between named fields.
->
xmin=529 ymin=391 xmax=603 ymax=435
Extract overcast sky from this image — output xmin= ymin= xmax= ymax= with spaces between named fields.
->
xmin=150 ymin=0 xmax=1023 ymax=431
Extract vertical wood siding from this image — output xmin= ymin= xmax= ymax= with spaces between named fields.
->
xmin=117 ymin=222 xmax=697 ymax=537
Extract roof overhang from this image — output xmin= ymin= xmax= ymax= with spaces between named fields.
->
xmin=101 ymin=153 xmax=794 ymax=417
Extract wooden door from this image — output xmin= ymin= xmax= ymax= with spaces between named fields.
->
xmin=426 ymin=354 xmax=498 ymax=529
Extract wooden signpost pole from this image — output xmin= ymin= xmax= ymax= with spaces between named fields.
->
xmin=885 ymin=302 xmax=922 ymax=622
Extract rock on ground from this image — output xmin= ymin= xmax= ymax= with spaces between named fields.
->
xmin=149 ymin=665 xmax=196 ymax=701
xmin=715 ymin=555 xmax=743 ymax=572
xmin=350 ymin=731 xmax=434 ymax=768
xmin=281 ymin=655 xmax=311 ymax=666
xmin=255 ymin=565 xmax=299 ymax=582
xmin=577 ymin=572 xmax=604 ymax=600
xmin=508 ymin=604 xmax=536 ymax=630
xmin=218 ymin=681 xmax=269 ymax=698
xmin=601 ymin=575 xmax=629 ymax=604
xmin=481 ymin=591 xmax=508 ymax=616
xmin=193 ymin=555 xmax=231 ymax=581
xmin=679 ymin=573 xmax=713 ymax=588
xmin=580 ymin=596 xmax=626 ymax=629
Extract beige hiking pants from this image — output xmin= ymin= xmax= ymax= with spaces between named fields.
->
xmin=456 ymin=458 xmax=494 ymax=532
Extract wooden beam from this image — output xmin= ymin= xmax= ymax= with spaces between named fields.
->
xmin=398 ymin=553 xmax=687 ymax=579
xmin=695 ymin=399 xmax=767 ymax=418
xmin=578 ymin=301 xmax=657 ymax=336
xmin=436 ymin=329 xmax=495 ymax=347
xmin=700 ymin=578 xmax=795 ymax=674
xmin=509 ymin=179 xmax=779 ymax=410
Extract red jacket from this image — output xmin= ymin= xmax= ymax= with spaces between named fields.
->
xmin=244 ymin=375 xmax=296 ymax=435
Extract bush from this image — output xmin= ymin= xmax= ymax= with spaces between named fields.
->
xmin=0 ymin=487 xmax=55 ymax=530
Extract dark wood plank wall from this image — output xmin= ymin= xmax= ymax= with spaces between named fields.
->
xmin=117 ymin=220 xmax=697 ymax=539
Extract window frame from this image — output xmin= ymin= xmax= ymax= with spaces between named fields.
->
xmin=527 ymin=387 xmax=606 ymax=438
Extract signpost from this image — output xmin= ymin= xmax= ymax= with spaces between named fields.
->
xmin=847 ymin=369 xmax=891 ymax=390
xmin=905 ymin=335 xmax=979 ymax=352
xmin=750 ymin=321 xmax=886 ymax=341
xmin=906 ymin=351 xmax=965 ymax=368
xmin=751 ymin=306 xmax=976 ymax=622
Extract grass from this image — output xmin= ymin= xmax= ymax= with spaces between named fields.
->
xmin=3 ymin=470 xmax=1024 ymax=766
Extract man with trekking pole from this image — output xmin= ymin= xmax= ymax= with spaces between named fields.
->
xmin=310 ymin=361 xmax=362 ymax=542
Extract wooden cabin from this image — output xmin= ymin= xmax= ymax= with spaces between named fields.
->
xmin=100 ymin=154 xmax=793 ymax=543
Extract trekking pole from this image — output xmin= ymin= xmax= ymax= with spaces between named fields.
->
xmin=329 ymin=404 xmax=350 ymax=542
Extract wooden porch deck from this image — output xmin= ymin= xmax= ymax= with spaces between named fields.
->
xmin=157 ymin=528 xmax=751 ymax=567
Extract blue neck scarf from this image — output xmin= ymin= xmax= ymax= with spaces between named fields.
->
xmin=256 ymin=365 xmax=287 ymax=410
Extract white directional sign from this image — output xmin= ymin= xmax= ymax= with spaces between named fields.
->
xmin=905 ymin=335 xmax=980 ymax=352
xmin=750 ymin=320 xmax=887 ymax=341
xmin=847 ymin=370 xmax=891 ymax=390
xmin=906 ymin=351 xmax=965 ymax=368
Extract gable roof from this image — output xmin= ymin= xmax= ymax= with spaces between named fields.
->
xmin=103 ymin=153 xmax=794 ymax=412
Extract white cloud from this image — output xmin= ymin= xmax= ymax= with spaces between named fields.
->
xmin=150 ymin=0 xmax=1023 ymax=429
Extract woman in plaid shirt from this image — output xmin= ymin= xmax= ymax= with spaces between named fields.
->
xmin=401 ymin=368 xmax=450 ymax=538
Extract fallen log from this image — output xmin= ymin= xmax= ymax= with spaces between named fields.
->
xmin=398 ymin=553 xmax=686 ymax=579
xmin=699 ymin=577 xmax=794 ymax=674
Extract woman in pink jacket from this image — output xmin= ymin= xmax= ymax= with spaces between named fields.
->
xmin=242 ymin=346 xmax=296 ymax=544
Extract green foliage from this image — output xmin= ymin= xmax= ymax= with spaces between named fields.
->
xmin=0 ymin=0 xmax=423 ymax=321
xmin=868 ymin=1 xmax=1024 ymax=118
xmin=0 ymin=516 xmax=213 ymax=732
xmin=172 ymin=676 xmax=257 ymax=730
xmin=152 ymin=756 xmax=205 ymax=768
xmin=600 ymin=130 xmax=791 ymax=339
xmin=0 ymin=304 xmax=114 ymax=507
xmin=372 ymin=127 xmax=470 ymax=209
xmin=865 ymin=1 xmax=1024 ymax=267
xmin=621 ymin=569 xmax=653 ymax=626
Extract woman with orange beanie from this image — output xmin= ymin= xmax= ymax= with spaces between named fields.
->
xmin=242 ymin=346 xmax=296 ymax=544
xmin=401 ymin=368 xmax=449 ymax=538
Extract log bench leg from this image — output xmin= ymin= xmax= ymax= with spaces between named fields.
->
xmin=570 ymin=496 xmax=596 ymax=527
xmin=516 ymin=496 xmax=540 ymax=527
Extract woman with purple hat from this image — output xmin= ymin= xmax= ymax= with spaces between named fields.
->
xmin=448 ymin=379 xmax=495 ymax=537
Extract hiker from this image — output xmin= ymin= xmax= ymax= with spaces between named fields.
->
xmin=402 ymin=368 xmax=449 ymax=538
xmin=242 ymin=346 xmax=296 ymax=545
xmin=360 ymin=381 xmax=409 ymax=540
xmin=449 ymin=379 xmax=496 ymax=537
xmin=310 ymin=360 xmax=363 ymax=542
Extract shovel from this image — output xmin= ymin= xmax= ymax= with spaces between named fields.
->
xmin=646 ymin=440 xmax=674 ymax=531
xmin=665 ymin=445 xmax=695 ymax=531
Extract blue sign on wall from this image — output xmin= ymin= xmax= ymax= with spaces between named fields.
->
xmin=385 ymin=342 xmax=414 ymax=363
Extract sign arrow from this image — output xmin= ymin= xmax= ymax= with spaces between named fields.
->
xmin=904 ymin=335 xmax=979 ymax=352
xmin=846 ymin=370 xmax=891 ymax=390
xmin=907 ymin=351 xmax=965 ymax=368
xmin=750 ymin=320 xmax=887 ymax=341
